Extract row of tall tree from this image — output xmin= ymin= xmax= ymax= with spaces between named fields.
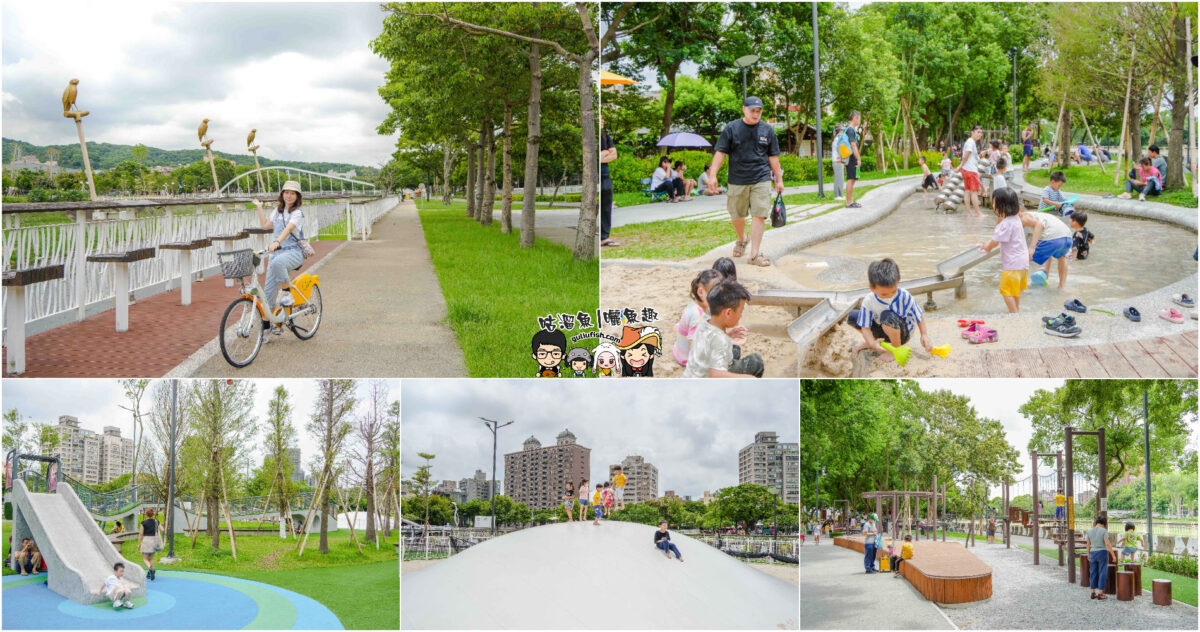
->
xmin=373 ymin=2 xmax=607 ymax=260
xmin=2 ymin=379 xmax=401 ymax=556
xmin=603 ymin=2 xmax=1195 ymax=184
xmin=402 ymin=483 xmax=799 ymax=532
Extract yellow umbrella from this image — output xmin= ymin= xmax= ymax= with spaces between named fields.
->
xmin=600 ymin=70 xmax=636 ymax=86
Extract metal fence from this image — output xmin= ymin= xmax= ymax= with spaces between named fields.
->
xmin=2 ymin=195 xmax=396 ymax=336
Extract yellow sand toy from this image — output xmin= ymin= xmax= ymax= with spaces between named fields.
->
xmin=879 ymin=341 xmax=911 ymax=366
xmin=930 ymin=344 xmax=952 ymax=358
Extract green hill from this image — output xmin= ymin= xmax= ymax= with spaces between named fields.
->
xmin=2 ymin=137 xmax=375 ymax=177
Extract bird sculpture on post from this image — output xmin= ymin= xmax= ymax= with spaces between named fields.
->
xmin=61 ymin=78 xmax=97 ymax=200
xmin=198 ymin=118 xmax=220 ymax=195
xmin=247 ymin=128 xmax=265 ymax=193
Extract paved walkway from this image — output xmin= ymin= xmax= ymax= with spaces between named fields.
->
xmin=800 ymin=543 xmax=955 ymax=630
xmin=187 ymin=201 xmax=466 ymax=377
xmin=613 ymin=173 xmax=917 ymax=227
xmin=2 ymin=241 xmax=342 ymax=378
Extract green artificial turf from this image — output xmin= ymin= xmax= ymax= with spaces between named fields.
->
xmin=1023 ymin=164 xmax=1198 ymax=209
xmin=210 ymin=561 xmax=398 ymax=630
xmin=608 ymin=186 xmax=875 ymax=261
xmin=416 ymin=200 xmax=600 ymax=377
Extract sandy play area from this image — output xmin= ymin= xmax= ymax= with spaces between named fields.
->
xmin=600 ymin=264 xmax=798 ymax=377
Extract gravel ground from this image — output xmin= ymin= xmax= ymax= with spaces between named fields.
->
xmin=946 ymin=544 xmax=1199 ymax=629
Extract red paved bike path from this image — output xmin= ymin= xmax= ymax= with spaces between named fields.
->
xmin=3 ymin=241 xmax=340 ymax=377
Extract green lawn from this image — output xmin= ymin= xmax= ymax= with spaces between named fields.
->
xmin=614 ymin=167 xmax=920 ymax=208
xmin=417 ymin=200 xmax=600 ymax=377
xmin=940 ymin=530 xmax=1197 ymax=606
xmin=1023 ymin=164 xmax=1198 ymax=208
xmin=608 ymin=186 xmax=876 ymax=260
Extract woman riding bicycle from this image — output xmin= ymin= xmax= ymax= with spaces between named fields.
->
xmin=252 ymin=181 xmax=306 ymax=337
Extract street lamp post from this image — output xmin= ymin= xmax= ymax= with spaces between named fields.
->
xmin=812 ymin=2 xmax=824 ymax=198
xmin=734 ymin=54 xmax=760 ymax=103
xmin=480 ymin=417 xmax=513 ymax=536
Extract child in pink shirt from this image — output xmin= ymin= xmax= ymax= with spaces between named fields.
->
xmin=673 ymin=269 xmax=724 ymax=366
xmin=979 ymin=188 xmax=1030 ymax=313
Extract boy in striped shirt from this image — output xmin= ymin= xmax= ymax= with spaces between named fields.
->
xmin=847 ymin=258 xmax=933 ymax=358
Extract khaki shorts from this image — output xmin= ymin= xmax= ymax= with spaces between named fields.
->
xmin=726 ymin=180 xmax=773 ymax=220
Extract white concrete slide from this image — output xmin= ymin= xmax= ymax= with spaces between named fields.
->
xmin=402 ymin=520 xmax=798 ymax=629
xmin=9 ymin=480 xmax=146 ymax=604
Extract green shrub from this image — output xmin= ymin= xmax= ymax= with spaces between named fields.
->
xmin=1146 ymin=553 xmax=1198 ymax=578
xmin=27 ymin=188 xmax=89 ymax=202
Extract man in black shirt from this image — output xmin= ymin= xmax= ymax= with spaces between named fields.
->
xmin=654 ymin=520 xmax=684 ymax=561
xmin=706 ymin=97 xmax=783 ymax=267
xmin=600 ymin=116 xmax=618 ymax=247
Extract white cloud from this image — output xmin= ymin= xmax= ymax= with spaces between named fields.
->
xmin=2 ymin=2 xmax=398 ymax=166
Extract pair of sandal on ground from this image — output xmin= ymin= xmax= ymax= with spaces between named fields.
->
xmin=959 ymin=320 xmax=998 ymax=344
xmin=732 ymin=239 xmax=771 ymax=267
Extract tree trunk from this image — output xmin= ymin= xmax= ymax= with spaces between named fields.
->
xmin=208 ymin=493 xmax=219 ymax=550
xmin=318 ymin=467 xmax=330 ymax=554
xmin=442 ymin=145 xmax=454 ymax=205
xmin=475 ymin=119 xmax=488 ymax=222
xmin=364 ymin=468 xmax=377 ymax=545
xmin=574 ymin=32 xmax=599 ymax=260
xmin=501 ymin=102 xmax=514 ymax=234
xmin=1128 ymin=97 xmax=1143 ymax=161
xmin=521 ymin=40 xmax=542 ymax=249
xmin=465 ymin=144 xmax=477 ymax=217
xmin=1057 ymin=109 xmax=1072 ymax=169
xmin=659 ymin=59 xmax=683 ymax=139
xmin=1166 ymin=11 xmax=1187 ymax=188
xmin=482 ymin=117 xmax=496 ymax=226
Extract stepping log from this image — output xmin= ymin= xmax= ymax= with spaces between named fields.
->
xmin=1124 ymin=563 xmax=1142 ymax=596
xmin=1117 ymin=571 xmax=1133 ymax=601
xmin=1152 ymin=579 xmax=1171 ymax=606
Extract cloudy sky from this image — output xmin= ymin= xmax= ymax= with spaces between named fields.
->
xmin=2 ymin=2 xmax=397 ymax=166
xmin=2 ymin=378 xmax=400 ymax=477
xmin=401 ymin=379 xmax=799 ymax=498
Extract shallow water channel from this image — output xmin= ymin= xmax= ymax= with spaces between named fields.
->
xmin=776 ymin=193 xmax=1196 ymax=315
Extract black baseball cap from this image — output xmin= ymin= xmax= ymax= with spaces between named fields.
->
xmin=743 ymin=96 xmax=763 ymax=109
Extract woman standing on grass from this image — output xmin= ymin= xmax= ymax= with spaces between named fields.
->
xmin=138 ymin=507 xmax=162 ymax=581
xmin=1022 ymin=123 xmax=1035 ymax=170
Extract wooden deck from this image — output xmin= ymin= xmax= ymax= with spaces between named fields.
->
xmin=964 ymin=332 xmax=1197 ymax=378
xmin=834 ymin=535 xmax=992 ymax=604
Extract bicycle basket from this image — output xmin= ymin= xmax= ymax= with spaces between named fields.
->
xmin=218 ymin=249 xmax=257 ymax=279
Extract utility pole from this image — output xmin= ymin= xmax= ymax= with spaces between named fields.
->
xmin=1010 ymin=47 xmax=1018 ymax=142
xmin=1144 ymin=390 xmax=1153 ymax=556
xmin=480 ymin=417 xmax=513 ymax=536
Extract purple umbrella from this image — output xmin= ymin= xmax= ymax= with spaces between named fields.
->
xmin=656 ymin=132 xmax=712 ymax=150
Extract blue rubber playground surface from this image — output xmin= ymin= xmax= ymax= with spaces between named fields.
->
xmin=2 ymin=570 xmax=343 ymax=629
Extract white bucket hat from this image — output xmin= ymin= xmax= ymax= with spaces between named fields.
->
xmin=281 ymin=180 xmax=302 ymax=193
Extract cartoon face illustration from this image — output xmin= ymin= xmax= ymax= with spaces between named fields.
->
xmin=614 ymin=326 xmax=661 ymax=377
xmin=565 ymin=348 xmax=593 ymax=374
xmin=531 ymin=329 xmax=568 ymax=376
xmin=592 ymin=342 xmax=622 ymax=377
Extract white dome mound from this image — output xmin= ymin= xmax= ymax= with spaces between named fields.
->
xmin=401 ymin=520 xmax=798 ymax=629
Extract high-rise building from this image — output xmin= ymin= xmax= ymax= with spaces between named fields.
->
xmin=49 ymin=416 xmax=133 ymax=485
xmin=286 ymin=448 xmax=305 ymax=483
xmin=610 ymin=455 xmax=658 ymax=504
xmin=504 ymin=429 xmax=589 ymax=510
xmin=459 ymin=469 xmax=501 ymax=502
xmin=738 ymin=431 xmax=799 ymax=504
xmin=700 ymin=490 xmax=716 ymax=505
xmin=432 ymin=480 xmax=458 ymax=497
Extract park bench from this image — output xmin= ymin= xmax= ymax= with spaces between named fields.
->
xmin=4 ymin=264 xmax=65 ymax=375
xmin=158 ymin=238 xmax=212 ymax=306
xmin=86 ymin=248 xmax=156 ymax=332
xmin=209 ymin=231 xmax=250 ymax=287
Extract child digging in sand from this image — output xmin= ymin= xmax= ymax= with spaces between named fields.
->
xmin=846 ymin=258 xmax=933 ymax=358
xmin=674 ymin=269 xmax=724 ymax=367
xmin=683 ymin=281 xmax=764 ymax=377
xmin=980 ymin=188 xmax=1029 ymax=313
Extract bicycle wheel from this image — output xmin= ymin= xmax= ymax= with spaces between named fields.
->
xmin=219 ymin=297 xmax=264 ymax=367
xmin=289 ymin=284 xmax=322 ymax=340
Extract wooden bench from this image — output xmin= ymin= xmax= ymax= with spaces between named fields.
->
xmin=834 ymin=535 xmax=992 ymax=603
xmin=158 ymin=238 xmax=212 ymax=305
xmin=86 ymin=248 xmax=156 ymax=332
xmin=210 ymin=231 xmax=249 ymax=287
xmin=3 ymin=264 xmax=65 ymax=375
